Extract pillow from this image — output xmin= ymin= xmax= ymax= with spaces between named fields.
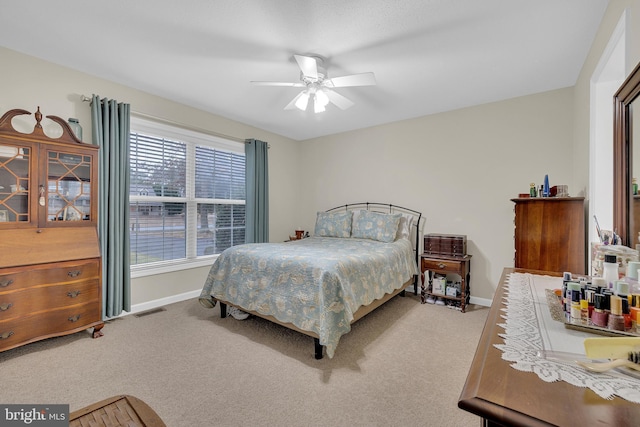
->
xmin=314 ymin=211 xmax=352 ymax=238
xmin=396 ymin=213 xmax=415 ymax=241
xmin=351 ymin=210 xmax=402 ymax=243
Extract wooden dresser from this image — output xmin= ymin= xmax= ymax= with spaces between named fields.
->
xmin=0 ymin=107 xmax=103 ymax=352
xmin=511 ymin=197 xmax=585 ymax=274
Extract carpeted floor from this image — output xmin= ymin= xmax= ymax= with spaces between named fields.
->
xmin=0 ymin=292 xmax=488 ymax=426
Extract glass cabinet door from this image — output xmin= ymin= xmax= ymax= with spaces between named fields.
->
xmin=0 ymin=142 xmax=31 ymax=224
xmin=46 ymin=150 xmax=93 ymax=223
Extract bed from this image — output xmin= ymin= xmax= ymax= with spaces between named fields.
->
xmin=199 ymin=203 xmax=423 ymax=359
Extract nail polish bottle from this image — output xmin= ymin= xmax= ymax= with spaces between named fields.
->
xmin=608 ymin=295 xmax=625 ymax=331
xmin=591 ymin=277 xmax=607 ymax=295
xmin=591 ymin=294 xmax=609 ymax=327
xmin=631 ymin=295 xmax=640 ymax=330
xmin=622 ymin=297 xmax=632 ymax=330
xmin=565 ymin=282 xmax=581 ymax=313
xmin=614 ymin=280 xmax=630 ymax=296
xmin=570 ymin=290 xmax=582 ymax=321
xmin=580 ymin=299 xmax=589 ymax=323
xmin=585 ymin=286 xmax=597 ymax=319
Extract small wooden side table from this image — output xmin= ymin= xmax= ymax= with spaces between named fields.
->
xmin=421 ymin=254 xmax=472 ymax=312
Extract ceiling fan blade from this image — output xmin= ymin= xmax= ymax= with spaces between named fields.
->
xmin=284 ymin=91 xmax=306 ymax=110
xmin=326 ymin=72 xmax=376 ymax=88
xmin=251 ymin=81 xmax=305 ymax=87
xmin=294 ymin=55 xmax=318 ymax=79
xmin=324 ymin=89 xmax=354 ymax=110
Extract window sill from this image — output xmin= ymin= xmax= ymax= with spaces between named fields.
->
xmin=130 ymin=256 xmax=217 ymax=278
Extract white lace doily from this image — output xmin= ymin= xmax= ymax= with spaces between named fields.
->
xmin=495 ymin=272 xmax=640 ymax=402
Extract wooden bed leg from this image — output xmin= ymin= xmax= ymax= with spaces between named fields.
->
xmin=314 ymin=338 xmax=323 ymax=360
xmin=220 ymin=303 xmax=227 ymax=318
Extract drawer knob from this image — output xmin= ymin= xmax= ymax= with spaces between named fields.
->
xmin=0 ymin=331 xmax=14 ymax=340
xmin=67 ymin=270 xmax=82 ymax=278
xmin=0 ymin=303 xmax=13 ymax=311
xmin=68 ymin=314 xmax=81 ymax=323
xmin=438 ymin=263 xmax=446 ymax=269
xmin=67 ymin=290 xmax=81 ymax=298
xmin=0 ymin=279 xmax=14 ymax=288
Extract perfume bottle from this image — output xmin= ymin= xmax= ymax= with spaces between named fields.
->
xmin=543 ymin=174 xmax=550 ymax=197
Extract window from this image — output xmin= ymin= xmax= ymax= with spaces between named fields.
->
xmin=129 ymin=117 xmax=245 ymax=273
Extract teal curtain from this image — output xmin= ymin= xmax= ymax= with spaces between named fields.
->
xmin=245 ymin=139 xmax=269 ymax=243
xmin=91 ymin=95 xmax=131 ymax=318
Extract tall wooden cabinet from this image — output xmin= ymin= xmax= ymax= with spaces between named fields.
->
xmin=0 ymin=107 xmax=103 ymax=352
xmin=512 ymin=197 xmax=585 ymax=274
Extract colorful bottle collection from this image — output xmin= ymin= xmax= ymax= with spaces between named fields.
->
xmin=562 ymin=270 xmax=640 ymax=334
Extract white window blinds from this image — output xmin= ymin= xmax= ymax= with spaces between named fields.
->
xmin=129 ymin=118 xmax=245 ymax=268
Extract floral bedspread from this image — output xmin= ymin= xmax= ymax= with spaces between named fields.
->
xmin=199 ymin=236 xmax=417 ymax=358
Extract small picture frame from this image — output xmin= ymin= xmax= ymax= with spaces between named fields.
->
xmin=0 ymin=210 xmax=8 ymax=222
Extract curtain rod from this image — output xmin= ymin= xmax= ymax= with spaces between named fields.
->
xmin=81 ymin=94 xmax=252 ymax=145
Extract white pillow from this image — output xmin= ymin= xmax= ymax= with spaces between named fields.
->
xmin=396 ymin=213 xmax=414 ymax=241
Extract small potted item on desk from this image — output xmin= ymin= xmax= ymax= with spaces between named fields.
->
xmin=289 ymin=229 xmax=308 ymax=241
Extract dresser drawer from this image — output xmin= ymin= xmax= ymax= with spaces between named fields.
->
xmin=0 ymin=302 xmax=101 ymax=351
xmin=0 ymin=259 xmax=100 ymax=292
xmin=0 ymin=279 xmax=100 ymax=320
xmin=422 ymin=258 xmax=462 ymax=273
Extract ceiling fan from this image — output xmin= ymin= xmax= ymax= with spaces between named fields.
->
xmin=251 ymin=54 xmax=376 ymax=113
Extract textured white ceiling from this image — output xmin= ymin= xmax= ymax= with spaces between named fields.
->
xmin=0 ymin=0 xmax=609 ymax=141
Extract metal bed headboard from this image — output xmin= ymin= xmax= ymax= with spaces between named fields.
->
xmin=325 ymin=202 xmax=424 ymax=289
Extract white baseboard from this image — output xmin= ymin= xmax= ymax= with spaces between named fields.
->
xmin=123 ymin=290 xmax=201 ymax=317
xmin=469 ymin=296 xmax=492 ymax=307
xmin=119 ymin=290 xmax=492 ymax=318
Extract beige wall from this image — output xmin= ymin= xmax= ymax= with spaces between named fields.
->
xmin=4 ymin=0 xmax=640 ymax=309
xmin=0 ymin=46 xmax=299 ymax=307
xmin=297 ymin=88 xmax=575 ymax=302
xmin=295 ymin=0 xmax=640 ymax=303
xmin=573 ymin=0 xmax=640 ymax=235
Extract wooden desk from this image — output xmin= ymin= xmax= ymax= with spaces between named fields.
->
xmin=458 ymin=268 xmax=640 ymax=426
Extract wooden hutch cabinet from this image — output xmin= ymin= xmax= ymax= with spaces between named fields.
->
xmin=511 ymin=197 xmax=585 ymax=274
xmin=0 ymin=107 xmax=103 ymax=353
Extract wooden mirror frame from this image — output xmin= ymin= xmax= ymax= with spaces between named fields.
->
xmin=613 ymin=60 xmax=640 ymax=246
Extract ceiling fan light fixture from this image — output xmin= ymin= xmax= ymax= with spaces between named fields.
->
xmin=252 ymin=54 xmax=375 ymax=113
xmin=314 ymin=96 xmax=326 ymax=113
xmin=316 ymin=89 xmax=329 ymax=107
xmin=313 ymin=89 xmax=330 ymax=113
xmin=295 ymin=90 xmax=310 ymax=111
